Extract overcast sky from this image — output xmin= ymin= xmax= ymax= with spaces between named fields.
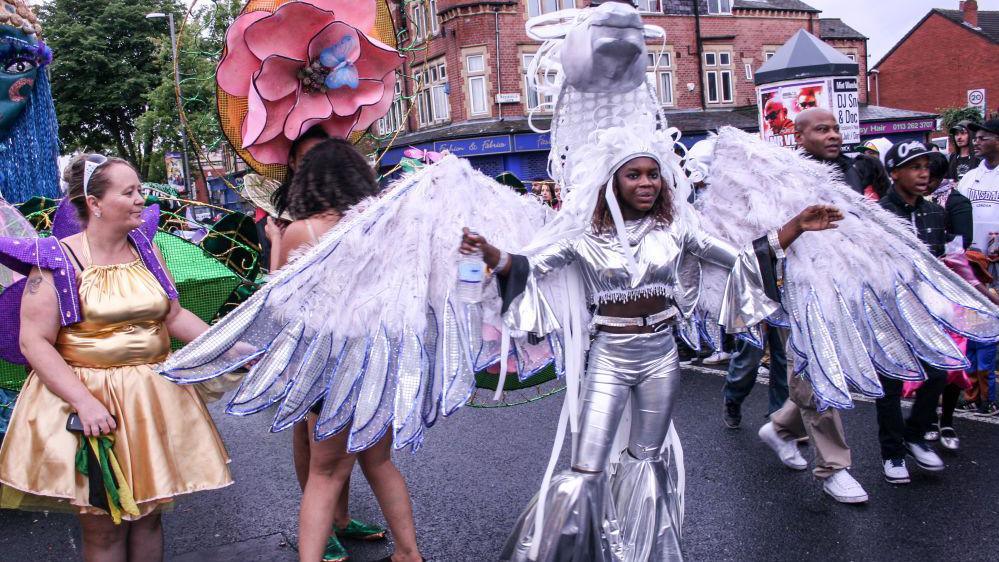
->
xmin=804 ymin=0 xmax=999 ymax=65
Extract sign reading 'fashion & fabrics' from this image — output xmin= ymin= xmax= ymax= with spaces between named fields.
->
xmin=434 ymin=135 xmax=512 ymax=157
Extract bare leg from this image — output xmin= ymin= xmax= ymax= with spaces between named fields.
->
xmin=79 ymin=514 xmax=127 ymax=562
xmin=298 ymin=419 xmax=356 ymax=562
xmin=333 ymin=475 xmax=352 ymax=529
xmin=357 ymin=434 xmax=421 ymax=562
xmin=293 ymin=421 xmax=311 ymax=491
xmin=296 ymin=416 xmax=353 ymax=529
xmin=126 ymin=513 xmax=164 ymax=562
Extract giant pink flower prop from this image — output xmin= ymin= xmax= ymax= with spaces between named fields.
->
xmin=217 ymin=0 xmax=404 ymax=164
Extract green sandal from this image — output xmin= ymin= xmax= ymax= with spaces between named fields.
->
xmin=322 ymin=534 xmax=349 ymax=562
xmin=335 ymin=518 xmax=387 ymax=541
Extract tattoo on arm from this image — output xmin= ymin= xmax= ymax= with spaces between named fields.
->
xmin=26 ymin=273 xmax=43 ymax=294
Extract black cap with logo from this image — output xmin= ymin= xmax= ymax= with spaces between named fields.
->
xmin=884 ymin=141 xmax=932 ymax=172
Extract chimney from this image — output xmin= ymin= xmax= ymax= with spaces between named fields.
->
xmin=962 ymin=0 xmax=979 ymax=28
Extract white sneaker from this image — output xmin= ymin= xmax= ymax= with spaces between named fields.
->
xmin=905 ymin=441 xmax=944 ymax=471
xmin=939 ymin=427 xmax=960 ymax=451
xmin=702 ymin=351 xmax=731 ymax=365
xmin=758 ymin=422 xmax=807 ymax=470
xmin=758 ymin=365 xmax=770 ymax=377
xmin=883 ymin=458 xmax=910 ymax=484
xmin=822 ymin=469 xmax=869 ymax=503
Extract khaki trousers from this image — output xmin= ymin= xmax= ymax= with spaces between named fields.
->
xmin=768 ymin=340 xmax=852 ymax=479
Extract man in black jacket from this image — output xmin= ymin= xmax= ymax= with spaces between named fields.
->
xmin=876 ymin=141 xmax=948 ymax=484
xmin=794 ymin=108 xmax=864 ymax=193
xmin=758 ymin=107 xmax=868 ymax=504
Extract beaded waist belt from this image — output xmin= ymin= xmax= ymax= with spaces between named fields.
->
xmin=592 ymin=307 xmax=677 ymax=328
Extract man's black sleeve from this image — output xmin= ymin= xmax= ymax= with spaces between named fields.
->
xmin=752 ymin=236 xmax=782 ymax=303
xmin=947 ymin=193 xmax=974 ymax=249
xmin=496 ymin=255 xmax=530 ymax=314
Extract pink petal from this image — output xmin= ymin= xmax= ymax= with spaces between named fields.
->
xmin=255 ymin=55 xmax=304 ymax=101
xmin=355 ymin=71 xmax=397 ymax=131
xmin=244 ymin=2 xmax=335 ymax=62
xmin=329 ymin=78 xmax=384 ymax=117
xmin=242 ymin=80 xmax=296 ymax=148
xmin=353 ymin=33 xmax=405 ymax=80
xmin=318 ymin=112 xmax=360 ymax=139
xmin=307 ymin=22 xmax=361 ymax=64
xmin=216 ymin=10 xmax=269 ymax=97
xmin=247 ymin=135 xmax=294 ymax=166
xmin=310 ymin=0 xmax=376 ymax=33
xmin=283 ymin=91 xmax=334 ymax=141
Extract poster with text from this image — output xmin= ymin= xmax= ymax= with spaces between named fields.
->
xmin=758 ymin=80 xmax=828 ymax=148
xmin=832 ymin=78 xmax=860 ymax=144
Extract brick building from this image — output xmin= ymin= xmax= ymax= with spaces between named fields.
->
xmin=377 ymin=0 xmax=935 ymax=180
xmin=870 ymin=0 xmax=999 ymax=117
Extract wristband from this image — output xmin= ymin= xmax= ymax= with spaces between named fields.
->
xmin=767 ymin=229 xmax=786 ymax=260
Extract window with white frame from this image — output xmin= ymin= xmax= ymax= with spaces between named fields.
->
xmin=415 ymin=59 xmax=449 ymax=127
xmin=744 ymin=63 xmax=753 ymax=80
xmin=527 ymin=0 xmax=575 ymax=18
xmin=707 ymin=0 xmax=732 ymax=14
xmin=410 ymin=1 xmax=426 ymax=43
xmin=376 ymin=73 xmax=406 ymax=135
xmin=428 ymin=0 xmax=439 ymax=35
xmin=764 ymin=50 xmax=776 ymax=61
xmin=703 ymin=48 xmax=734 ymax=104
xmin=410 ymin=1 xmax=439 ymax=42
xmin=465 ymin=53 xmax=488 ymax=116
xmin=635 ymin=0 xmax=662 ymax=12
xmin=523 ymin=53 xmax=554 ymax=112
xmin=646 ymin=51 xmax=674 ymax=107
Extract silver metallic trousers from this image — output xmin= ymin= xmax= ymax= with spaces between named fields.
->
xmin=575 ymin=329 xmax=681 ymax=471
xmin=501 ymin=329 xmax=684 ymax=562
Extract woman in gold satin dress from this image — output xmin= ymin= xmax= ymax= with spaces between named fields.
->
xmin=0 ymin=154 xmax=232 ymax=561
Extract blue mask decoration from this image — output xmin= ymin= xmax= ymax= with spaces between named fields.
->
xmin=0 ymin=28 xmax=49 ymax=133
xmin=0 ymin=22 xmax=59 ymax=203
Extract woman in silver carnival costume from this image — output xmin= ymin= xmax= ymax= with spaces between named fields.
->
xmin=160 ymin=3 xmax=999 ymax=561
xmin=462 ymin=131 xmax=840 ymax=560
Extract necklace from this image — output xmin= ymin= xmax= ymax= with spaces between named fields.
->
xmin=625 ymin=216 xmax=656 ymax=246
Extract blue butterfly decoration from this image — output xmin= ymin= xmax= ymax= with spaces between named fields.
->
xmin=319 ymin=35 xmax=359 ymax=90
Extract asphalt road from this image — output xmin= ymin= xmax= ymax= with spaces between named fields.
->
xmin=1 ymin=365 xmax=997 ymax=561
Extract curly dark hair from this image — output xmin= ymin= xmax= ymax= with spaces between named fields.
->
xmin=276 ymin=138 xmax=378 ymax=220
xmin=591 ymin=159 xmax=674 ymax=233
xmin=852 ymin=154 xmax=890 ymax=199
xmin=271 ymin=126 xmax=332 ymax=217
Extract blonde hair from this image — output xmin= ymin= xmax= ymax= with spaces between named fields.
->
xmin=62 ymin=154 xmax=137 ymax=224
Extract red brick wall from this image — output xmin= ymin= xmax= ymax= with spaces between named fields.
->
xmin=394 ymin=1 xmax=869 ymax=131
xmin=874 ymin=12 xmax=999 ymax=114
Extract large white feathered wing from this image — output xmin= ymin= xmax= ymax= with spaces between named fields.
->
xmin=694 ymin=127 xmax=999 ymax=410
xmin=160 ymin=155 xmax=553 ymax=451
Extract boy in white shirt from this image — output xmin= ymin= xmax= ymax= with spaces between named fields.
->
xmin=957 ymin=116 xmax=999 ymax=416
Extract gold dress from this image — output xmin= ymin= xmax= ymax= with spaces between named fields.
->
xmin=0 ymin=257 xmax=232 ymax=519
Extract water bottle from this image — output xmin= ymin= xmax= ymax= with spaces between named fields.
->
xmin=456 ymin=245 xmax=486 ymax=304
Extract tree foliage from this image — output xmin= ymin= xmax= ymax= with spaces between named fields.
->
xmin=938 ymin=106 xmax=984 ymax=133
xmin=137 ymin=0 xmax=243 ymax=182
xmin=39 ymin=0 xmax=182 ymax=177
xmin=40 ymin=0 xmax=244 ymax=182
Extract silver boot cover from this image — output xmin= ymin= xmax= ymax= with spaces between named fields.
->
xmin=500 ymin=471 xmax=624 ymax=562
xmin=612 ymin=454 xmax=683 ymax=561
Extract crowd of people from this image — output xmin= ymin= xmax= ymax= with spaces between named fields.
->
xmin=715 ymin=111 xmax=999 ymax=499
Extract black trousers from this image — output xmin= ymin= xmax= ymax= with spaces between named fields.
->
xmin=875 ymin=362 xmax=947 ymax=461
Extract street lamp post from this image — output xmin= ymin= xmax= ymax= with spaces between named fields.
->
xmin=146 ymin=11 xmax=192 ymax=196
